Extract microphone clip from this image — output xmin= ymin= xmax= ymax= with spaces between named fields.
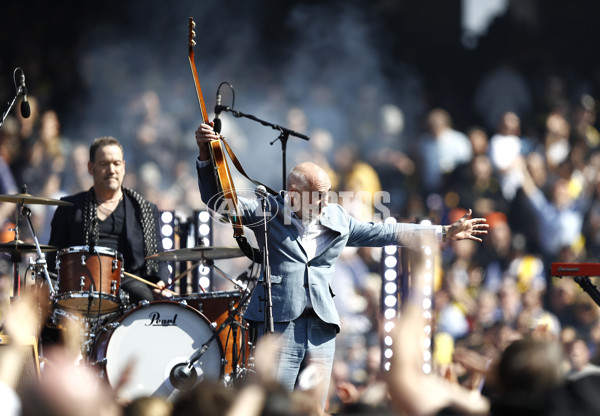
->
xmin=214 ymin=104 xmax=230 ymax=114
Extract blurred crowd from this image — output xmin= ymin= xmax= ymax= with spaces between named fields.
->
xmin=1 ymin=51 xmax=600 ymax=415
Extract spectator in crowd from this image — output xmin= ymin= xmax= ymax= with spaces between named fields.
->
xmin=517 ymin=286 xmax=561 ymax=337
xmin=571 ymin=94 xmax=599 ymax=153
xmin=543 ymin=111 xmax=571 ymax=174
xmin=488 ymin=336 xmax=565 ymax=416
xmin=495 ymin=277 xmax=523 ymax=329
xmin=517 ymin=153 xmax=594 ymax=264
xmin=547 ymin=278 xmax=579 ymax=329
xmin=570 ymin=293 xmax=600 ymax=342
xmin=478 ymin=212 xmax=514 ymax=293
xmin=565 ymin=337 xmax=600 ymax=380
xmin=488 ymin=111 xmax=525 ymax=201
xmin=417 ymin=108 xmax=473 ymax=196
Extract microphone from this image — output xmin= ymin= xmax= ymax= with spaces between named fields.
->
xmin=168 ymin=362 xmax=202 ymax=390
xmin=18 ymin=71 xmax=30 ymax=119
xmin=213 ymin=92 xmax=222 ymax=134
xmin=255 ymin=185 xmax=268 ymax=199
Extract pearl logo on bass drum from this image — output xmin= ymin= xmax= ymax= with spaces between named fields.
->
xmin=146 ymin=311 xmax=178 ymax=326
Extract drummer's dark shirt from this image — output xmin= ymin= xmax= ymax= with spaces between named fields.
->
xmin=97 ymin=199 xmax=132 ymax=271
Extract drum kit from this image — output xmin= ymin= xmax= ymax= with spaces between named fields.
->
xmin=0 ymin=189 xmax=257 ymax=401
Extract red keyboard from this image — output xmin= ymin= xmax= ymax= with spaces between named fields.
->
xmin=551 ymin=263 xmax=600 ymax=277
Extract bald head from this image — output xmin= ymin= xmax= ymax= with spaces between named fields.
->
xmin=287 ymin=162 xmax=331 ymax=220
xmin=287 ymin=162 xmax=331 ymax=192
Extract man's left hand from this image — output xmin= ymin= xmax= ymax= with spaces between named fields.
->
xmin=447 ymin=209 xmax=489 ymax=242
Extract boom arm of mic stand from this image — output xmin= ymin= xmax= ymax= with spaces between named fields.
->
xmin=221 ymin=106 xmax=309 ymax=189
xmin=218 ymin=106 xmax=310 ymax=141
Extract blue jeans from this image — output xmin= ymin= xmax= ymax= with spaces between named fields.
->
xmin=253 ymin=315 xmax=336 ymax=407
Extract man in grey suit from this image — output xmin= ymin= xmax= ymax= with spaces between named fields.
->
xmin=195 ymin=122 xmax=488 ymax=406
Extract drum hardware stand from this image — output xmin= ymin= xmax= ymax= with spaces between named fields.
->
xmin=205 ymin=260 xmax=248 ymax=292
xmin=6 ymin=189 xmax=25 ymax=297
xmin=225 ymin=282 xmax=255 ymax=384
xmin=176 ymin=215 xmax=191 ymax=295
xmin=229 ymin=290 xmax=256 ymax=384
xmin=20 ymin=204 xmax=55 ymax=296
xmin=223 ymin=317 xmax=255 ymax=385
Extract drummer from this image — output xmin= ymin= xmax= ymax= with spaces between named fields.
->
xmin=47 ymin=136 xmax=171 ymax=304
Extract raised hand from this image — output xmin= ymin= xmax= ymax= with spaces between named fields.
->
xmin=447 ymin=209 xmax=489 ymax=242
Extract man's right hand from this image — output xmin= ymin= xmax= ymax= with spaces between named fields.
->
xmin=195 ymin=122 xmax=219 ymax=161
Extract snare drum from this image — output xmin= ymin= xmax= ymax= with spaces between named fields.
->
xmin=55 ymin=246 xmax=122 ymax=314
xmin=92 ymin=301 xmax=223 ymax=401
xmin=175 ymin=291 xmax=250 ymax=377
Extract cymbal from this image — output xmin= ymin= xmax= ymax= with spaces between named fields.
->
xmin=0 ymin=240 xmax=58 ymax=254
xmin=0 ymin=192 xmax=73 ymax=206
xmin=145 ymin=246 xmax=244 ymax=262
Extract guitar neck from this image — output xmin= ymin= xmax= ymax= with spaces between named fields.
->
xmin=209 ymin=140 xmax=244 ymax=238
xmin=189 ymin=16 xmax=244 ymax=240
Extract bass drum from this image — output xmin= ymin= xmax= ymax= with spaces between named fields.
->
xmin=93 ymin=301 xmax=223 ymax=401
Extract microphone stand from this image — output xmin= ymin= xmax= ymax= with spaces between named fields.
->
xmin=258 ymin=192 xmax=274 ymax=334
xmin=217 ymin=106 xmax=310 ymax=190
xmin=0 ymin=84 xmax=23 ymax=129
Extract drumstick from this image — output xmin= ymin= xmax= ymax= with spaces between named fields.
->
xmin=165 ymin=261 xmax=207 ymax=293
xmin=123 ymin=271 xmax=177 ymax=296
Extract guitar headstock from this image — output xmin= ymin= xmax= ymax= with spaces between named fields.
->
xmin=188 ymin=17 xmax=196 ymax=49
xmin=187 ymin=16 xmax=209 ymax=123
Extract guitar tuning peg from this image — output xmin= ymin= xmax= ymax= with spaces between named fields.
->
xmin=191 ymin=30 xmax=196 ymax=38
xmin=192 ymin=21 xmax=196 ymax=29
xmin=191 ymin=40 xmax=196 ymax=46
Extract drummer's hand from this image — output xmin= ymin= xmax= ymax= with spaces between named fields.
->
xmin=153 ymin=280 xmax=173 ymax=299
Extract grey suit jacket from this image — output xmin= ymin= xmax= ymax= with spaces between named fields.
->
xmin=197 ymin=160 xmax=440 ymax=332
